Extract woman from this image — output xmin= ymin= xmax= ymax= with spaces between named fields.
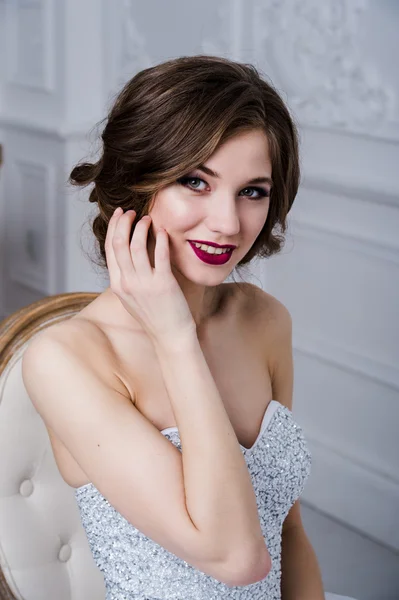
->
xmin=22 ymin=55 xmax=357 ymax=600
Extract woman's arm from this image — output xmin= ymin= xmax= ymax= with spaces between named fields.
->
xmin=281 ymin=521 xmax=325 ymax=600
xmin=103 ymin=209 xmax=269 ymax=584
xmin=153 ymin=332 xmax=271 ymax=583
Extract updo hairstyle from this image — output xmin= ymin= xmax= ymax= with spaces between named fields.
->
xmin=69 ymin=54 xmax=300 ymax=272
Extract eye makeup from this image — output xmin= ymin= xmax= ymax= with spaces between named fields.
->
xmin=176 ymin=174 xmax=271 ymax=201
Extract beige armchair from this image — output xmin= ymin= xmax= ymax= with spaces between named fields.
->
xmin=0 ymin=293 xmax=106 ymax=600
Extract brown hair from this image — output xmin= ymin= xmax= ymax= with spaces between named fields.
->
xmin=70 ymin=55 xmax=300 ymax=276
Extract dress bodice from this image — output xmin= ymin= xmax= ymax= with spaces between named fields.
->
xmin=74 ymin=401 xmax=312 ymax=599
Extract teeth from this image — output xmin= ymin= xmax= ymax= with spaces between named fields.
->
xmin=193 ymin=242 xmax=232 ymax=255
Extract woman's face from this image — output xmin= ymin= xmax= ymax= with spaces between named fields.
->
xmin=147 ymin=128 xmax=272 ymax=286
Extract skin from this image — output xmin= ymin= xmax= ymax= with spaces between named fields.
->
xmin=101 ymin=127 xmax=272 ymax=332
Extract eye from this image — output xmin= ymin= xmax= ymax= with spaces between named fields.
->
xmin=240 ymin=187 xmax=271 ymax=200
xmin=176 ymin=176 xmax=207 ymax=191
xmin=176 ymin=176 xmax=271 ymax=201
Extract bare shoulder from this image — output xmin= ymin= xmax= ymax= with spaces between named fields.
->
xmin=238 ymin=282 xmax=292 ymax=331
xmin=27 ymin=316 xmax=107 ymax=358
xmin=238 ymin=282 xmax=293 ymax=406
xmin=23 ymin=316 xmax=129 ymax=398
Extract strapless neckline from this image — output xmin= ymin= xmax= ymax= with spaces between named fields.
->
xmin=160 ymin=399 xmax=282 ymax=452
xmin=74 ymin=400 xmax=285 ymax=492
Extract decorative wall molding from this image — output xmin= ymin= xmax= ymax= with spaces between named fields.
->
xmin=117 ymin=0 xmax=152 ymax=87
xmin=8 ymin=159 xmax=55 ymax=294
xmin=5 ymin=0 xmax=55 ymax=93
xmin=302 ymin=435 xmax=399 ymax=552
xmin=201 ymin=0 xmax=244 ymax=60
xmin=252 ymin=0 xmax=398 ymax=139
xmin=0 ymin=115 xmax=98 ymax=140
xmin=301 ymin=174 xmax=399 ymax=209
xmin=294 ymin=330 xmax=399 ymax=396
xmin=305 ymin=426 xmax=399 ymax=488
xmin=292 ymin=218 xmax=399 ymax=267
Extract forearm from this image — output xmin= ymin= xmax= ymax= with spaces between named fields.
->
xmin=281 ymin=525 xmax=325 ymax=600
xmin=153 ymin=333 xmax=268 ymax=566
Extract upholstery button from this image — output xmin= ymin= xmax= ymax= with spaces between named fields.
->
xmin=19 ymin=480 xmax=34 ymax=497
xmin=58 ymin=544 xmax=72 ymax=562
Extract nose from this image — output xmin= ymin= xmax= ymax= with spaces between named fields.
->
xmin=206 ymin=196 xmax=240 ymax=238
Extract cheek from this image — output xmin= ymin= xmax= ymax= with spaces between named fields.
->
xmin=154 ymin=208 xmax=201 ymax=235
xmin=245 ymin=208 xmax=269 ymax=237
xmin=149 ymin=188 xmax=197 ymax=228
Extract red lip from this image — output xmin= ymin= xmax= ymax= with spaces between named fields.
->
xmin=188 ymin=241 xmax=234 ymax=265
xmin=188 ymin=240 xmax=237 ymax=249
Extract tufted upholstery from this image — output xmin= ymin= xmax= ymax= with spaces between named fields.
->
xmin=0 ymin=293 xmax=106 ymax=600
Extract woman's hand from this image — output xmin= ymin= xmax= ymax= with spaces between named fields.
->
xmin=105 ymin=207 xmax=196 ymax=345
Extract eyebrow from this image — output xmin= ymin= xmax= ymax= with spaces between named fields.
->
xmin=197 ymin=164 xmax=273 ymax=187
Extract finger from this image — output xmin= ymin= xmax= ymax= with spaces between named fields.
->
xmin=154 ymin=227 xmax=172 ymax=275
xmin=112 ymin=210 xmax=138 ymax=285
xmin=105 ymin=208 xmax=124 ymax=285
xmin=130 ymin=215 xmax=153 ymax=277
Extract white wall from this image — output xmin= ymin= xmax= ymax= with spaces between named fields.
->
xmin=251 ymin=0 xmax=399 ymax=552
xmin=0 ymin=0 xmax=398 ymax=551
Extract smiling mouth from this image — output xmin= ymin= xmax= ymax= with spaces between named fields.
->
xmin=188 ymin=241 xmax=234 ymax=265
xmin=188 ymin=240 xmax=237 ymax=250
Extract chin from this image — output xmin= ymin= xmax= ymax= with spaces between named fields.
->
xmin=176 ymin=265 xmax=234 ymax=287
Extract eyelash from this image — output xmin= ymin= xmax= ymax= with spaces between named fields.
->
xmin=176 ymin=176 xmax=271 ymax=200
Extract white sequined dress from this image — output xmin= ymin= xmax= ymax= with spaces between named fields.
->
xmin=75 ymin=400 xmax=312 ymax=599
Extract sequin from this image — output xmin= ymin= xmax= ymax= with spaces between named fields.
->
xmin=75 ymin=402 xmax=312 ymax=599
